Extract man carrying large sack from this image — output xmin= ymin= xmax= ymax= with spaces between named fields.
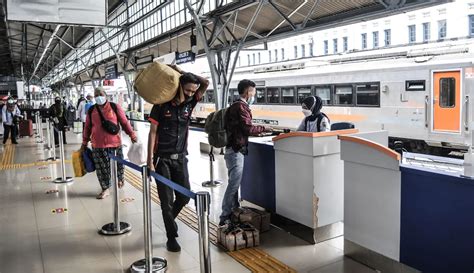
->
xmin=146 ymin=64 xmax=209 ymax=252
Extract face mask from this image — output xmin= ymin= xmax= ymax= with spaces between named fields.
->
xmin=247 ymin=96 xmax=255 ymax=105
xmin=55 ymin=100 xmax=61 ymax=105
xmin=95 ymin=96 xmax=106 ymax=105
xmin=302 ymin=109 xmax=312 ymax=117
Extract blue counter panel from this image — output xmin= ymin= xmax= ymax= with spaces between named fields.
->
xmin=400 ymin=166 xmax=474 ymax=273
xmin=241 ymin=142 xmax=276 ymax=212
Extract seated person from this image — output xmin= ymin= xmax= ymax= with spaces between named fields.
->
xmin=297 ymin=96 xmax=330 ymax=132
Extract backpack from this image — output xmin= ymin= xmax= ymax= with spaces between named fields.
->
xmin=205 ymin=108 xmax=227 ymax=148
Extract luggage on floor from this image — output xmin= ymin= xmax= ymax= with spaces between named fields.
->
xmin=72 ymin=150 xmax=86 ymax=177
xmin=232 ymin=207 xmax=271 ymax=232
xmin=134 ymin=62 xmax=181 ymax=104
xmin=217 ymin=223 xmax=260 ymax=251
xmin=82 ymin=148 xmax=95 ymax=173
xmin=19 ymin=119 xmax=33 ymax=137
xmin=73 ymin=121 xmax=83 ymax=134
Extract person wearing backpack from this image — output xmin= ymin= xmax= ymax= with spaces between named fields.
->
xmin=80 ymin=87 xmax=137 ymax=199
xmin=147 ymin=66 xmax=209 ymax=252
xmin=219 ymin=79 xmax=272 ymax=226
xmin=297 ymin=96 xmax=330 ymax=132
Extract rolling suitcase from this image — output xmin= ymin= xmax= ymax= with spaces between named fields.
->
xmin=19 ymin=119 xmax=33 ymax=137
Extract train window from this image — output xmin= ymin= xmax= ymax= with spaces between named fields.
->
xmin=267 ymin=87 xmax=280 ymax=104
xmin=206 ymin=89 xmax=214 ymax=103
xmin=334 ymin=86 xmax=353 ymax=105
xmin=439 ymin=78 xmax=455 ymax=108
xmin=315 ymin=87 xmax=331 ymax=105
xmin=228 ymin=89 xmax=239 ymax=104
xmin=356 ymin=83 xmax=380 ymax=106
xmin=297 ymin=87 xmax=312 ymax=103
xmin=281 ymin=87 xmax=296 ymax=104
xmin=405 ymin=80 xmax=425 ymax=91
xmin=256 ymin=88 xmax=266 ymax=104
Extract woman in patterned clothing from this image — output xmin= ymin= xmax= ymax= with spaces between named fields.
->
xmin=80 ymin=87 xmax=137 ymax=199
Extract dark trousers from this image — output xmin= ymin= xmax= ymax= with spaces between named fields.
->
xmin=154 ymin=156 xmax=191 ymax=239
xmin=53 ymin=126 xmax=67 ymax=145
xmin=3 ymin=124 xmax=17 ymax=143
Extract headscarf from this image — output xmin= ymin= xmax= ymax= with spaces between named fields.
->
xmin=302 ymin=96 xmax=325 ymax=122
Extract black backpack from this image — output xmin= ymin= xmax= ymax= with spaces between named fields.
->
xmin=205 ymin=108 xmax=227 ymax=148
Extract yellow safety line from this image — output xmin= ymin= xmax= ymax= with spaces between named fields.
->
xmin=124 ymin=169 xmax=296 ymax=273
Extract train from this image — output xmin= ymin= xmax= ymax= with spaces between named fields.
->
xmin=190 ymin=39 xmax=474 ymax=156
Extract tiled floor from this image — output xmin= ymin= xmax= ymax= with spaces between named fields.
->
xmin=0 ymin=125 xmax=376 ymax=273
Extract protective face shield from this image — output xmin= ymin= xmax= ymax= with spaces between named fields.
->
xmin=302 ymin=109 xmax=312 ymax=117
xmin=95 ymin=96 xmax=106 ymax=105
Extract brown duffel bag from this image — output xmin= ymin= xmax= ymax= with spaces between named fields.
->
xmin=134 ymin=62 xmax=181 ymax=104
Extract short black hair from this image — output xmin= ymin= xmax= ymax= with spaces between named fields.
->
xmin=179 ymin=72 xmax=200 ymax=86
xmin=237 ymin=79 xmax=256 ymax=95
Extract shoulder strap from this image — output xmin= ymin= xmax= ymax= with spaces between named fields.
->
xmin=87 ymin=105 xmax=96 ymax=128
xmin=110 ymin=102 xmax=118 ymax=115
xmin=317 ymin=114 xmax=324 ymax=132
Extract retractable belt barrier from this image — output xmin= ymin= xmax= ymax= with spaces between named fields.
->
xmin=108 ymin=153 xmax=211 ymax=273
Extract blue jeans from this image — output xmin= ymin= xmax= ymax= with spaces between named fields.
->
xmin=220 ymin=147 xmax=244 ymax=223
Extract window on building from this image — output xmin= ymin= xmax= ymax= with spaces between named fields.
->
xmin=373 ymin=31 xmax=379 ymax=48
xmin=408 ymin=25 xmax=416 ymax=43
xmin=267 ymin=87 xmax=280 ymax=104
xmin=268 ymin=50 xmax=272 ymax=62
xmin=258 ymin=52 xmax=261 ymax=64
xmin=309 ymin=43 xmax=314 ymax=56
xmin=247 ymin=55 xmax=250 ymax=66
xmin=281 ymin=87 xmax=296 ymax=104
xmin=301 ymin=44 xmax=306 ymax=58
xmin=324 ymin=40 xmax=329 ymax=55
xmin=334 ymin=86 xmax=353 ymax=105
xmin=252 ymin=53 xmax=255 ymax=65
xmin=315 ymin=87 xmax=331 ymax=105
xmin=438 ymin=20 xmax=447 ymax=39
xmin=343 ymin=37 xmax=348 ymax=52
xmin=238 ymin=57 xmax=241 ymax=67
xmin=423 ymin=22 xmax=430 ymax=42
xmin=439 ymin=78 xmax=455 ymax=108
xmin=256 ymin=88 xmax=265 ymax=104
xmin=333 ymin=38 xmax=338 ymax=54
xmin=361 ymin=33 xmax=367 ymax=49
xmin=356 ymin=83 xmax=380 ymax=106
xmin=294 ymin=45 xmax=298 ymax=58
xmin=470 ymin=15 xmax=474 ymax=36
xmin=206 ymin=90 xmax=214 ymax=103
xmin=297 ymin=87 xmax=312 ymax=103
xmin=384 ymin=29 xmax=391 ymax=46
xmin=275 ymin=49 xmax=278 ymax=62
xmin=281 ymin=48 xmax=285 ymax=60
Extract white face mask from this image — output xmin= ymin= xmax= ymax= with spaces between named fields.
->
xmin=302 ymin=109 xmax=312 ymax=117
xmin=247 ymin=96 xmax=255 ymax=105
xmin=95 ymin=96 xmax=106 ymax=105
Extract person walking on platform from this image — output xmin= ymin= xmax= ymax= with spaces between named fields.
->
xmin=49 ymin=97 xmax=68 ymax=146
xmin=2 ymin=97 xmax=22 ymax=144
xmin=297 ymin=96 xmax=330 ymax=132
xmin=147 ymin=66 xmax=208 ymax=252
xmin=81 ymin=87 xmax=137 ymax=199
xmin=219 ymin=79 xmax=272 ymax=226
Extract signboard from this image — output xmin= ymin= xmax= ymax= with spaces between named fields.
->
xmin=103 ymin=80 xmax=114 ymax=87
xmin=6 ymin=0 xmax=106 ymax=26
xmin=136 ymin=55 xmax=154 ymax=69
xmin=175 ymin=51 xmax=195 ymax=65
xmin=105 ymin=64 xmax=118 ymax=80
xmin=153 ymin=52 xmax=176 ymax=65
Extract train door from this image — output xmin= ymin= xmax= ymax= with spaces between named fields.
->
xmin=432 ymin=70 xmax=461 ymax=133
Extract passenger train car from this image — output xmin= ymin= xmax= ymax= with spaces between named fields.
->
xmin=192 ymin=40 xmax=474 ymax=155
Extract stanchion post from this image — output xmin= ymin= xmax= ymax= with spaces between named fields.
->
xmin=100 ymin=150 xmax=131 ymax=235
xmin=45 ymin=119 xmax=52 ymax=150
xmin=202 ymin=147 xmax=222 ymax=188
xmin=196 ymin=191 xmax=211 ymax=273
xmin=130 ymin=166 xmax=167 ymax=273
xmin=35 ymin=112 xmax=39 ymax=137
xmin=53 ymin=129 xmax=73 ymax=183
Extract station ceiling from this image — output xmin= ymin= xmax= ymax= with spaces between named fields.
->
xmin=0 ymin=0 xmax=448 ymax=84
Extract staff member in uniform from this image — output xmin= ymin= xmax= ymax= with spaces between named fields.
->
xmin=2 ymin=97 xmax=21 ymax=144
xmin=147 ymin=65 xmax=208 ymax=252
xmin=297 ymin=96 xmax=330 ymax=132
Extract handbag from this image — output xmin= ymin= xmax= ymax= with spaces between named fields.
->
xmin=95 ymin=103 xmax=120 ymax=135
xmin=82 ymin=148 xmax=95 ymax=173
xmin=128 ymin=142 xmax=146 ymax=166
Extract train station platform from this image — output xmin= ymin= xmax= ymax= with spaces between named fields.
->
xmin=0 ymin=126 xmax=375 ymax=273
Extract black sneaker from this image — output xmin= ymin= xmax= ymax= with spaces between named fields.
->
xmin=166 ymin=238 xmax=181 ymax=252
xmin=218 ymin=219 xmax=231 ymax=227
xmin=12 ymin=141 xmax=18 ymax=144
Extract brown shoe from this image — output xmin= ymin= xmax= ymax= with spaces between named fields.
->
xmin=96 ymin=189 xmax=110 ymax=199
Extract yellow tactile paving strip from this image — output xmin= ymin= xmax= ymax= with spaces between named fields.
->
xmin=124 ymin=169 xmax=296 ymax=273
xmin=0 ymin=143 xmax=16 ymax=170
